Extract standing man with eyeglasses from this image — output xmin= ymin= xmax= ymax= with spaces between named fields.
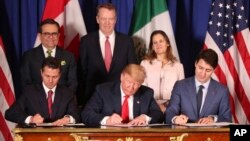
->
xmin=20 ymin=18 xmax=77 ymax=93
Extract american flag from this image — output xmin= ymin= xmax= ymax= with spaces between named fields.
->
xmin=34 ymin=0 xmax=87 ymax=59
xmin=0 ymin=36 xmax=16 ymax=141
xmin=204 ymin=0 xmax=250 ymax=124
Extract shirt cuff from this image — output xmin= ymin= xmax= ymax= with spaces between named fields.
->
xmin=25 ymin=116 xmax=32 ymax=124
xmin=100 ymin=116 xmax=110 ymax=125
xmin=171 ymin=116 xmax=178 ymax=124
xmin=143 ymin=114 xmax=152 ymax=124
xmin=209 ymin=115 xmax=218 ymax=122
xmin=64 ymin=115 xmax=75 ymax=123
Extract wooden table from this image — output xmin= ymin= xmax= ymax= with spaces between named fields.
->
xmin=13 ymin=125 xmax=229 ymax=141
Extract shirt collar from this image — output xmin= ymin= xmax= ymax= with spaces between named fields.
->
xmin=42 ymin=45 xmax=56 ymax=57
xmin=99 ymin=30 xmax=115 ymax=40
xmin=194 ymin=77 xmax=210 ymax=89
xmin=42 ymin=82 xmax=57 ymax=94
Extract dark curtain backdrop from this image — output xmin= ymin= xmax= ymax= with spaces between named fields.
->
xmin=0 ymin=0 xmax=249 ymax=98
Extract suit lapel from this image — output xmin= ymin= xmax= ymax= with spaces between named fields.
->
xmin=109 ymin=34 xmax=117 ymax=72
xmin=113 ymin=83 xmax=122 ymax=114
xmin=188 ymin=77 xmax=199 ymax=117
xmin=51 ymin=86 xmax=62 ymax=119
xmin=110 ymin=32 xmax=122 ymax=73
xmin=37 ymin=84 xmax=50 ymax=118
xmin=55 ymin=46 xmax=60 ymax=58
xmin=95 ymin=32 xmax=109 ymax=73
xmin=133 ymin=90 xmax=141 ymax=117
xmin=37 ymin=45 xmax=46 ymax=59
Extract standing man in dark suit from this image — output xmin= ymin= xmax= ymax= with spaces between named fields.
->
xmin=165 ymin=49 xmax=232 ymax=124
xmin=20 ymin=18 xmax=77 ymax=92
xmin=81 ymin=64 xmax=163 ymax=126
xmin=5 ymin=57 xmax=79 ymax=126
xmin=79 ymin=3 xmax=137 ymax=107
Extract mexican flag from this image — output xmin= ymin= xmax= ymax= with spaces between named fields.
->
xmin=130 ymin=0 xmax=179 ymax=62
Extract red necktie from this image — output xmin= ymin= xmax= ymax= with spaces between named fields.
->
xmin=47 ymin=90 xmax=53 ymax=117
xmin=121 ymin=95 xmax=129 ymax=123
xmin=104 ymin=36 xmax=112 ymax=71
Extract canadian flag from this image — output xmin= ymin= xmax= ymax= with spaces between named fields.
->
xmin=34 ymin=0 xmax=87 ymax=58
xmin=0 ymin=36 xmax=16 ymax=141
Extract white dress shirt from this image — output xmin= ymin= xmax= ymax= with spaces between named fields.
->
xmin=99 ymin=30 xmax=115 ymax=59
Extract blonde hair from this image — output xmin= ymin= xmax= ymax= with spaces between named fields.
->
xmin=122 ymin=64 xmax=146 ymax=83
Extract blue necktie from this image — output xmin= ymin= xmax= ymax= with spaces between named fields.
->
xmin=197 ymin=85 xmax=204 ymax=116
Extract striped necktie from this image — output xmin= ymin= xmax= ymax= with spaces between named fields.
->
xmin=47 ymin=50 xmax=52 ymax=57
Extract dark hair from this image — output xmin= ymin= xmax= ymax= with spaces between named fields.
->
xmin=38 ymin=18 xmax=60 ymax=33
xmin=144 ymin=30 xmax=177 ymax=63
xmin=41 ymin=57 xmax=62 ymax=72
xmin=196 ymin=49 xmax=218 ymax=69
xmin=96 ymin=3 xmax=117 ymax=16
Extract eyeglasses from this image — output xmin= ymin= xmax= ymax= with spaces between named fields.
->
xmin=41 ymin=32 xmax=59 ymax=37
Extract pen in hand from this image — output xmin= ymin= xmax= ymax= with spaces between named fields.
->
xmin=197 ymin=116 xmax=214 ymax=124
xmin=174 ymin=114 xmax=188 ymax=124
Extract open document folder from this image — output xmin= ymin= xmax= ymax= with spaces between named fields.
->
xmin=102 ymin=123 xmax=170 ymax=127
xmin=35 ymin=123 xmax=85 ymax=127
xmin=177 ymin=122 xmax=235 ymax=127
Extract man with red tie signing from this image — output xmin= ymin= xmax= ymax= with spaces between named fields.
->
xmin=5 ymin=57 xmax=79 ymax=126
xmin=81 ymin=64 xmax=163 ymax=126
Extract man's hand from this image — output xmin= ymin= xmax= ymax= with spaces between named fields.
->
xmin=52 ymin=116 xmax=70 ymax=126
xmin=106 ymin=113 xmax=123 ymax=125
xmin=30 ymin=114 xmax=44 ymax=124
xmin=128 ymin=114 xmax=147 ymax=126
xmin=174 ymin=114 xmax=188 ymax=124
xmin=197 ymin=116 xmax=214 ymax=124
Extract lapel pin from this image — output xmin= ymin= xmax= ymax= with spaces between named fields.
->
xmin=137 ymin=101 xmax=140 ymax=104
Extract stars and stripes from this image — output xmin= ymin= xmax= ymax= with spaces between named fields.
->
xmin=0 ymin=36 xmax=16 ymax=141
xmin=204 ymin=0 xmax=250 ymax=124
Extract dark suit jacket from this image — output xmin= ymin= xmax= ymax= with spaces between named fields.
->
xmin=79 ymin=31 xmax=137 ymax=106
xmin=5 ymin=84 xmax=80 ymax=124
xmin=20 ymin=44 xmax=77 ymax=92
xmin=81 ymin=81 xmax=163 ymax=126
xmin=165 ymin=77 xmax=232 ymax=124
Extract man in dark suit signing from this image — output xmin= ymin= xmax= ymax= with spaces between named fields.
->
xmin=165 ymin=49 xmax=232 ymax=124
xmin=78 ymin=3 xmax=137 ymax=107
xmin=81 ymin=64 xmax=163 ymax=126
xmin=5 ymin=57 xmax=79 ymax=126
xmin=20 ymin=18 xmax=77 ymax=92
